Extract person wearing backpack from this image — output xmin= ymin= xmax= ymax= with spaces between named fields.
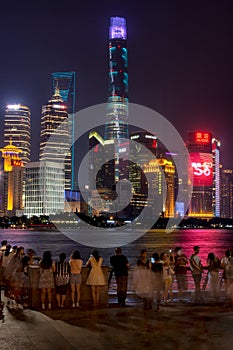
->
xmin=207 ymin=252 xmax=221 ymax=301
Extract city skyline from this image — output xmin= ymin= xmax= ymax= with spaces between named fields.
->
xmin=0 ymin=1 xmax=232 ymax=170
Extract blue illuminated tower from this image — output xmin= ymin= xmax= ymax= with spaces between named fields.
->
xmin=105 ymin=17 xmax=128 ymax=140
xmin=51 ymin=72 xmax=76 ymax=189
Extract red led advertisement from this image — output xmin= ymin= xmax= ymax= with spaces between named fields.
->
xmin=190 ymin=152 xmax=213 ymax=186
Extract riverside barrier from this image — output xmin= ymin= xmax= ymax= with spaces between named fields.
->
xmin=28 ymin=265 xmax=109 ymax=309
xmin=28 ymin=265 xmax=224 ymax=309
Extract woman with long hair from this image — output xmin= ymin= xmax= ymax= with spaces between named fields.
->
xmin=55 ymin=253 xmax=70 ymax=308
xmin=86 ymin=250 xmax=106 ymax=307
xmin=39 ymin=251 xmax=55 ymax=310
xmin=69 ymin=250 xmax=83 ymax=308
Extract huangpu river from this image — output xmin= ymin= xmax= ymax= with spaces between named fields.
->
xmin=1 ymin=228 xmax=233 ymax=265
xmin=1 ymin=227 xmax=233 ymax=293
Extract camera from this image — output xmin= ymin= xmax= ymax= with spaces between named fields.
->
xmin=151 ymin=257 xmax=155 ymax=263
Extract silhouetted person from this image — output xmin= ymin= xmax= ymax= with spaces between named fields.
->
xmin=189 ymin=246 xmax=204 ymax=301
xmin=110 ymin=247 xmax=129 ymax=307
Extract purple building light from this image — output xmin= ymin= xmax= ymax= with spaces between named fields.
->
xmin=109 ymin=17 xmax=127 ymax=40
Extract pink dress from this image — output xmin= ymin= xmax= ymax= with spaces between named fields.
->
xmin=85 ymin=257 xmax=106 ymax=286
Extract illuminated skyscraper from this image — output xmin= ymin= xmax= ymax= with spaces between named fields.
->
xmin=221 ymin=169 xmax=233 ymax=219
xmin=4 ymin=104 xmax=31 ymax=164
xmin=0 ymin=140 xmax=24 ymax=216
xmin=187 ymin=131 xmax=221 ymax=218
xmin=39 ymin=85 xmax=71 ymax=190
xmin=25 ymin=161 xmax=64 ymax=217
xmin=212 ymin=138 xmax=221 ymax=217
xmin=105 ymin=17 xmax=128 ymax=140
xmin=144 ymin=159 xmax=175 ymax=218
xmin=51 ymin=72 xmax=76 ymax=189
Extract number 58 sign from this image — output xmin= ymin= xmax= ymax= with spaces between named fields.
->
xmin=190 ymin=153 xmax=213 ymax=186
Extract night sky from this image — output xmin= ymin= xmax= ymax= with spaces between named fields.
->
xmin=0 ymin=0 xmax=232 ymax=169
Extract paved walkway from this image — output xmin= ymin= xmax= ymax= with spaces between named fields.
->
xmin=1 ymin=295 xmax=233 ymax=350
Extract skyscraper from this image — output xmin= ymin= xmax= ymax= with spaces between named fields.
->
xmin=4 ymin=104 xmax=31 ymax=164
xmin=39 ymin=85 xmax=71 ymax=190
xmin=221 ymin=168 xmax=233 ymax=219
xmin=105 ymin=16 xmax=128 ymax=141
xmin=0 ymin=140 xmax=24 ymax=216
xmin=187 ymin=131 xmax=218 ymax=218
xmin=212 ymin=138 xmax=221 ymax=217
xmin=25 ymin=161 xmax=64 ymax=217
xmin=51 ymin=72 xmax=76 ymax=189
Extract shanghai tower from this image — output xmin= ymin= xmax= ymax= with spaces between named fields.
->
xmin=105 ymin=17 xmax=128 ymax=140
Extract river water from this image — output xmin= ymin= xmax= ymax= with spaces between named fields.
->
xmin=1 ymin=228 xmax=232 ymax=266
xmin=1 ymin=228 xmax=233 ymax=293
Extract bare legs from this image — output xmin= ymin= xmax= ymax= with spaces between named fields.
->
xmin=163 ymin=278 xmax=173 ymax=304
xmin=41 ymin=288 xmax=52 ymax=309
xmin=56 ymin=294 xmax=66 ymax=307
xmin=91 ymin=285 xmax=100 ymax=307
xmin=71 ymin=283 xmax=81 ymax=307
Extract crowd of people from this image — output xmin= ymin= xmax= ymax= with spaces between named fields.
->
xmin=0 ymin=239 xmax=233 ymax=311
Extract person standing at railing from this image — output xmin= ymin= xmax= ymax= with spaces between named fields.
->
xmin=206 ymin=252 xmax=221 ymax=301
xmin=189 ymin=246 xmax=204 ymax=301
xmin=161 ymin=252 xmax=175 ymax=304
xmin=133 ymin=249 xmax=153 ymax=310
xmin=69 ymin=250 xmax=83 ymax=308
xmin=38 ymin=251 xmax=55 ymax=310
xmin=151 ymin=252 xmax=163 ymax=311
xmin=86 ymin=250 xmax=106 ymax=308
xmin=110 ymin=247 xmax=129 ymax=307
xmin=174 ymin=247 xmax=188 ymax=301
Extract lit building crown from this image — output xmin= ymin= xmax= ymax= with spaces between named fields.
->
xmin=109 ymin=17 xmax=127 ymax=40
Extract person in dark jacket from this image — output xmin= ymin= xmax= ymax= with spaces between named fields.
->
xmin=110 ymin=248 xmax=129 ymax=307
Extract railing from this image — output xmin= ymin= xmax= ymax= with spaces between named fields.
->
xmin=108 ymin=267 xmax=225 ymax=296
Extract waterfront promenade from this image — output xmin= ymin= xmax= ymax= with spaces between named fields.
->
xmin=1 ymin=292 xmax=233 ymax=350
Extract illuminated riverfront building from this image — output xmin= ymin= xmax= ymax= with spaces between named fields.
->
xmin=0 ymin=140 xmax=24 ymax=216
xmin=105 ymin=16 xmax=128 ymax=140
xmin=4 ymin=104 xmax=31 ymax=165
xmin=212 ymin=138 xmax=221 ymax=217
xmin=144 ymin=159 xmax=175 ymax=218
xmin=24 ymin=161 xmax=64 ymax=217
xmin=39 ymin=85 xmax=71 ymax=190
xmin=103 ymin=17 xmax=129 ymax=191
xmin=221 ymin=169 xmax=233 ymax=219
xmin=51 ymin=72 xmax=76 ymax=189
xmin=187 ymin=131 xmax=221 ymax=218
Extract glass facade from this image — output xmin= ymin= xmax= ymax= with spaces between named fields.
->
xmin=39 ymin=86 xmax=71 ymax=190
xmin=25 ymin=161 xmax=64 ymax=217
xmin=4 ymin=104 xmax=31 ymax=165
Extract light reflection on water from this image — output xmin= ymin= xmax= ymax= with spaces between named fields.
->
xmin=1 ymin=228 xmax=232 ymax=265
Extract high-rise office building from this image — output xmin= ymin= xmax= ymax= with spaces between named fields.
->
xmin=39 ymin=85 xmax=71 ymax=190
xmin=51 ymin=72 xmax=76 ymax=189
xmin=24 ymin=161 xmax=64 ymax=217
xmin=144 ymin=159 xmax=175 ymax=218
xmin=221 ymin=168 xmax=233 ymax=219
xmin=187 ymin=131 xmax=220 ymax=218
xmin=105 ymin=16 xmax=128 ymax=141
xmin=212 ymin=138 xmax=221 ymax=217
xmin=0 ymin=140 xmax=24 ymax=216
xmin=4 ymin=104 xmax=31 ymax=164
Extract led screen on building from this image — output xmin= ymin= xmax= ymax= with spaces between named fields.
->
xmin=190 ymin=152 xmax=213 ymax=186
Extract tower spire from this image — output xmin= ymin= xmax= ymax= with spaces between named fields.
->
xmin=54 ymin=80 xmax=60 ymax=96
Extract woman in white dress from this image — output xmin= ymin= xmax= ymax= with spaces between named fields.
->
xmin=86 ymin=250 xmax=106 ymax=307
